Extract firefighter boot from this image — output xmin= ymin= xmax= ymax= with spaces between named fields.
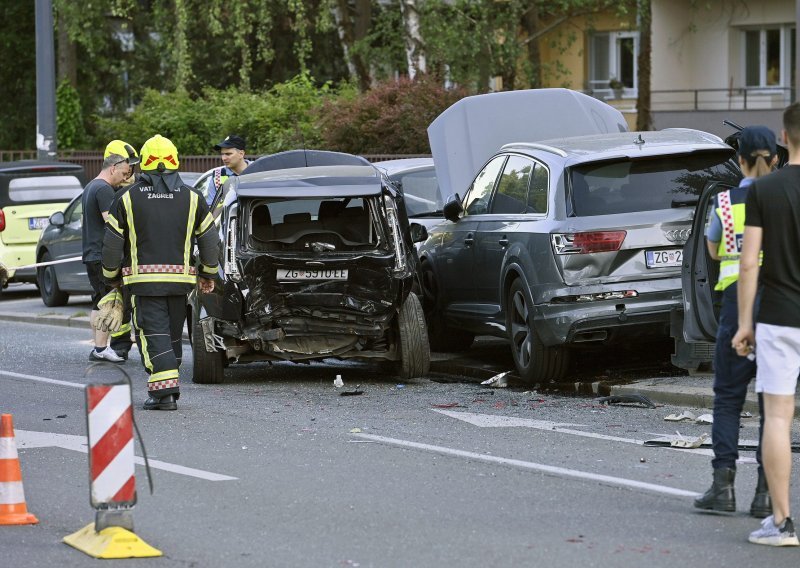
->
xmin=694 ymin=467 xmax=736 ymax=512
xmin=143 ymin=394 xmax=178 ymax=411
xmin=750 ymin=470 xmax=772 ymax=518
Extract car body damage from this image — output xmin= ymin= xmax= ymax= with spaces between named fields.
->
xmin=189 ymin=151 xmax=431 ymax=383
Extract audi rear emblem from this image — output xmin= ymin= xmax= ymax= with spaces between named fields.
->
xmin=665 ymin=228 xmax=692 ymax=242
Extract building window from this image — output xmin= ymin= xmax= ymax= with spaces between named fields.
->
xmin=743 ymin=26 xmax=795 ymax=88
xmin=588 ymin=31 xmax=639 ymax=96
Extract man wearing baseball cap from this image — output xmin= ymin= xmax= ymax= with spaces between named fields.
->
xmin=206 ymin=134 xmax=250 ymax=210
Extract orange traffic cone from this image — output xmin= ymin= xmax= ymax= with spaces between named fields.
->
xmin=0 ymin=414 xmax=38 ymax=525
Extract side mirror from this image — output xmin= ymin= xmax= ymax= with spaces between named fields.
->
xmin=49 ymin=211 xmax=65 ymax=227
xmin=442 ymin=193 xmax=464 ymax=222
xmin=409 ymin=222 xmax=428 ymax=243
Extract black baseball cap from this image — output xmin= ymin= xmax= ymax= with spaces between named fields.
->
xmin=213 ymin=134 xmax=246 ymax=151
xmin=738 ymin=126 xmax=776 ymax=158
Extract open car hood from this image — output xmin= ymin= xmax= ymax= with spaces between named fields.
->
xmin=427 ymin=88 xmax=628 ymax=197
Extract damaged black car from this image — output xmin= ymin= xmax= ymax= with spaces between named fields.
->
xmin=188 ymin=150 xmax=431 ymax=383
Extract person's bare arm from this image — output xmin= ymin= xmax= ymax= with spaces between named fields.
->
xmin=732 ymin=225 xmax=762 ymax=355
xmin=706 ymin=239 xmax=720 ymax=260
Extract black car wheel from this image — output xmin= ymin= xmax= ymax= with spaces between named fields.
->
xmin=419 ymin=261 xmax=474 ymax=352
xmin=396 ymin=293 xmax=431 ymax=380
xmin=507 ymin=279 xmax=569 ymax=384
xmin=37 ymin=251 xmax=69 ymax=307
xmin=191 ymin=317 xmax=225 ymax=384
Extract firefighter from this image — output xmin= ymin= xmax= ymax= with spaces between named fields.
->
xmin=101 ymin=134 xmax=220 ymax=411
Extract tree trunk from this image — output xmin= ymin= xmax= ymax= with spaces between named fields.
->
xmin=56 ymin=10 xmax=77 ymax=87
xmin=400 ymin=0 xmax=426 ymax=79
xmin=333 ymin=0 xmax=373 ymax=91
xmin=636 ymin=0 xmax=652 ymax=131
xmin=521 ymin=5 xmax=542 ymax=88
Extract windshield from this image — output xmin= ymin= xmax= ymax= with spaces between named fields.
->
xmin=569 ymin=151 xmax=740 ymax=216
xmin=246 ymin=196 xmax=388 ymax=252
xmin=6 ymin=175 xmax=83 ymax=204
xmin=390 ymin=168 xmax=444 ymax=217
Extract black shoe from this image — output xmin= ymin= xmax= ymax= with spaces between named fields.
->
xmin=694 ymin=467 xmax=736 ymax=512
xmin=143 ymin=394 xmax=177 ymax=411
xmin=750 ymin=470 xmax=772 ymax=518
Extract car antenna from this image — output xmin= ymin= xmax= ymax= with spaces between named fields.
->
xmin=634 ymin=134 xmax=645 ymax=146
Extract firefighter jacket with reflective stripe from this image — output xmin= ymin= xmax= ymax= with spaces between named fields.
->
xmin=714 ymin=187 xmax=748 ymax=291
xmin=102 ymin=179 xmax=220 ymax=296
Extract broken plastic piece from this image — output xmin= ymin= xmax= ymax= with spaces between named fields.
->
xmin=664 ymin=411 xmax=696 ymax=422
xmin=695 ymin=413 xmax=713 ymax=424
xmin=594 ymin=394 xmax=656 ymax=409
xmin=670 ymin=431 xmax=709 ymax=449
xmin=340 ymin=385 xmax=363 ymax=396
xmin=481 ymin=371 xmax=511 ymax=388
xmin=334 ymin=375 xmax=344 ymax=388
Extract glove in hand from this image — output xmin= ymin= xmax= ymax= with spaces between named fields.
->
xmin=94 ymin=289 xmax=124 ymax=333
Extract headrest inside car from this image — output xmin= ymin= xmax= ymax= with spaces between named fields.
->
xmin=283 ymin=212 xmax=312 ymax=224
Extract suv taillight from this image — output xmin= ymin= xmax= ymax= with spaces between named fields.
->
xmin=0 ymin=210 xmax=5 ymax=232
xmin=552 ymin=231 xmax=626 ymax=254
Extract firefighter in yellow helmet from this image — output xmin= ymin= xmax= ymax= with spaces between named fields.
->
xmin=83 ymin=139 xmax=139 ymax=364
xmin=101 ymin=134 xmax=220 ymax=410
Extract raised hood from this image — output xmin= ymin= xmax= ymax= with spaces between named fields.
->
xmin=427 ymin=88 xmax=628 ymax=197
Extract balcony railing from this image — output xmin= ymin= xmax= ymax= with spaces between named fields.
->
xmin=586 ymin=87 xmax=795 ymax=111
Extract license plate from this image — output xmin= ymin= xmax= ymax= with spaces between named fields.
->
xmin=645 ymin=248 xmax=682 ymax=268
xmin=277 ymin=268 xmax=348 ymax=281
xmin=28 ymin=217 xmax=49 ymax=230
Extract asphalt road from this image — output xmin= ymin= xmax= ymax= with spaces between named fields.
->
xmin=2 ymin=291 xmax=799 ymax=566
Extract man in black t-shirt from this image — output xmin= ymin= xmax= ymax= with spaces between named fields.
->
xmin=81 ymin=140 xmax=139 ymax=363
xmin=733 ymin=104 xmax=800 ymax=547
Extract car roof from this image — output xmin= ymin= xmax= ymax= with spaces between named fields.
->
xmin=428 ymin=88 xmax=628 ymax=195
xmin=372 ymin=158 xmax=434 ymax=176
xmin=501 ymin=129 xmax=732 ymax=165
xmin=0 ymin=160 xmax=84 ymax=173
xmin=236 ymin=165 xmax=384 ymax=198
xmin=243 ymin=149 xmax=371 ymax=175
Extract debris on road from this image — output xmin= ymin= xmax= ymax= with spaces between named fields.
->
xmin=664 ymin=411 xmax=696 ymax=422
xmin=432 ymin=402 xmax=463 ymax=409
xmin=594 ymin=394 xmax=656 ymax=409
xmin=340 ymin=385 xmax=364 ymax=396
xmin=670 ymin=431 xmax=709 ymax=449
xmin=694 ymin=413 xmax=713 ymax=424
xmin=481 ymin=371 xmax=511 ymax=388
xmin=741 ymin=411 xmax=753 ymax=418
xmin=334 ymin=375 xmax=344 ymax=388
xmin=349 ymin=428 xmax=362 ymax=433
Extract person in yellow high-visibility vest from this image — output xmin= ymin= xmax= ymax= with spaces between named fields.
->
xmin=694 ymin=126 xmax=777 ymax=517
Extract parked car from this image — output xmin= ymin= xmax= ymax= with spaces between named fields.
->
xmin=189 ymin=149 xmax=431 ymax=384
xmin=179 ymin=171 xmax=206 ymax=188
xmin=372 ymin=158 xmax=445 ymax=233
xmin=0 ymin=161 xmax=85 ymax=297
xmin=418 ymin=88 xmax=741 ymax=384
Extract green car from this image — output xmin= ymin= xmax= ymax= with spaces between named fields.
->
xmin=0 ymin=161 xmax=85 ymax=297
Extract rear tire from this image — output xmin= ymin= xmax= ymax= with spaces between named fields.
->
xmin=37 ymin=252 xmax=69 ymax=307
xmin=396 ymin=293 xmax=431 ymax=380
xmin=420 ymin=261 xmax=474 ymax=352
xmin=191 ymin=317 xmax=225 ymax=384
xmin=507 ymin=279 xmax=569 ymax=384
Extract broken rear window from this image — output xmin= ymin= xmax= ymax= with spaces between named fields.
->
xmin=569 ymin=151 xmax=740 ymax=216
xmin=246 ymin=197 xmax=387 ymax=252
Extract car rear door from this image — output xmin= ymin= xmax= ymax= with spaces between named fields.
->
xmin=681 ymin=181 xmax=735 ymax=342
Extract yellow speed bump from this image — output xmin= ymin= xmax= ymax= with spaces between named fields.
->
xmin=63 ymin=523 xmax=162 ymax=559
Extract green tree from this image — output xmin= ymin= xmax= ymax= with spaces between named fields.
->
xmin=56 ymin=80 xmax=85 ymax=149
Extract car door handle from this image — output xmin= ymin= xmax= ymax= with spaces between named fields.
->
xmin=499 ymin=237 xmax=509 ymax=247
xmin=464 ymin=233 xmax=474 ymax=246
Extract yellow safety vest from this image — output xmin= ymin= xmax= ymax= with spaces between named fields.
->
xmin=714 ymin=190 xmax=746 ymax=291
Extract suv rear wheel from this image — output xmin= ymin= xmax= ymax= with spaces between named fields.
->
xmin=191 ymin=317 xmax=225 ymax=384
xmin=507 ymin=279 xmax=569 ymax=384
xmin=396 ymin=293 xmax=431 ymax=379
xmin=420 ymin=261 xmax=474 ymax=352
xmin=38 ymin=252 xmax=69 ymax=307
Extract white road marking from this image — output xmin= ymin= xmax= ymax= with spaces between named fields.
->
xmin=0 ymin=369 xmax=85 ymax=389
xmin=355 ymin=433 xmax=699 ymax=498
xmin=16 ymin=430 xmax=237 ymax=482
xmin=435 ymin=409 xmax=716 ymax=457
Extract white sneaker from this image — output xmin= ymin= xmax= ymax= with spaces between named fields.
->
xmin=89 ymin=347 xmax=125 ymax=363
xmin=749 ymin=515 xmax=800 ymax=546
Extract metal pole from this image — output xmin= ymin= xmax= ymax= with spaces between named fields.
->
xmin=796 ymin=0 xmax=800 ymax=103
xmin=35 ymin=0 xmax=57 ymax=160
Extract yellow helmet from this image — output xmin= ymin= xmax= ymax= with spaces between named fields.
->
xmin=104 ymin=139 xmax=140 ymax=165
xmin=139 ymin=134 xmax=180 ymax=171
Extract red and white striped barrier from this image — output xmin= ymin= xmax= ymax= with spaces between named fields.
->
xmin=86 ymin=383 xmax=136 ymax=507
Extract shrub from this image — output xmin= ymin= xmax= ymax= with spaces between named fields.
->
xmin=56 ymin=81 xmax=85 ymax=149
xmin=316 ymin=75 xmax=472 ymax=154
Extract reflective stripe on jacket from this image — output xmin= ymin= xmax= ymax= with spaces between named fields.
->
xmin=714 ymin=188 xmax=747 ymax=291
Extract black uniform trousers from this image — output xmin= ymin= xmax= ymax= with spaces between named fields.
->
xmin=131 ymin=294 xmax=186 ymax=399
